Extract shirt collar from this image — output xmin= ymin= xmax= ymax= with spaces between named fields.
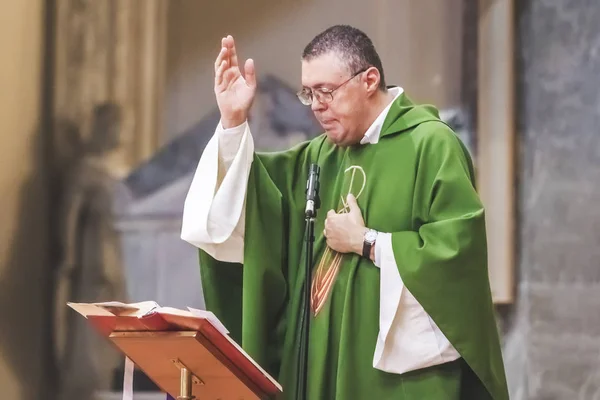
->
xmin=360 ymin=86 xmax=404 ymax=145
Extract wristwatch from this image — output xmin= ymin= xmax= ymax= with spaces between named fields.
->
xmin=362 ymin=229 xmax=378 ymax=258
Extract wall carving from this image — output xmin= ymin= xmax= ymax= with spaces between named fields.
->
xmin=51 ymin=1 xmax=167 ymax=398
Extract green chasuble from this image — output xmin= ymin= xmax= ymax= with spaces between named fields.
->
xmin=198 ymin=91 xmax=509 ymax=400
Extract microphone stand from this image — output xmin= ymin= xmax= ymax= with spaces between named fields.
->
xmin=297 ymin=164 xmax=320 ymax=400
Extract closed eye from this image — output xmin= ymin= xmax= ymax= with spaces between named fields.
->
xmin=302 ymin=86 xmax=334 ymax=93
xmin=308 ymin=87 xmax=334 ymax=95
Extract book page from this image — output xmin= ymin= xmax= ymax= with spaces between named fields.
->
xmin=94 ymin=301 xmax=159 ymax=317
xmin=67 ymin=302 xmax=115 ymax=317
xmin=154 ymin=306 xmax=195 ymax=318
xmin=67 ymin=301 xmax=160 ymax=317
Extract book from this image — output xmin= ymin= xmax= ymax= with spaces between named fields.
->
xmin=68 ymin=301 xmax=282 ymax=397
xmin=68 ymin=301 xmax=229 ymax=335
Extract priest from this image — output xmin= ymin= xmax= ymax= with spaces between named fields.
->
xmin=181 ymin=25 xmax=509 ymax=400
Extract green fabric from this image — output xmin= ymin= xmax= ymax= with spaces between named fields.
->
xmin=198 ymin=91 xmax=509 ymax=400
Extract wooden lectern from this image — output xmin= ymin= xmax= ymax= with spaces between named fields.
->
xmin=68 ymin=302 xmax=283 ymax=400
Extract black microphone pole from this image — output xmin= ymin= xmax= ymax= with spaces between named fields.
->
xmin=297 ymin=163 xmax=320 ymax=400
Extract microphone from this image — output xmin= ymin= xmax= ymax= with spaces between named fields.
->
xmin=299 ymin=163 xmax=320 ymax=400
xmin=305 ymin=163 xmax=321 ymax=218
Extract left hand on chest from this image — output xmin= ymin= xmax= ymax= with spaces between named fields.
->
xmin=323 ymin=193 xmax=367 ymax=255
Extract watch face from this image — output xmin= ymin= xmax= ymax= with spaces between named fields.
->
xmin=365 ymin=230 xmax=378 ymax=242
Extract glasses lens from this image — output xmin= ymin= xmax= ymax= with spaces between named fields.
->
xmin=318 ymin=91 xmax=333 ymax=104
xmin=297 ymin=90 xmax=312 ymax=105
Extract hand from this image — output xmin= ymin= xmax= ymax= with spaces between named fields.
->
xmin=323 ymin=194 xmax=367 ymax=255
xmin=214 ymin=35 xmax=257 ymax=128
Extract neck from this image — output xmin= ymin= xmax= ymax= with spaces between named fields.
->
xmin=358 ymin=89 xmax=394 ymax=134
xmin=374 ymin=89 xmax=394 ymax=117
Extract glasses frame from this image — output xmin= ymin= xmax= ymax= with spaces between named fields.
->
xmin=296 ymin=67 xmax=369 ymax=106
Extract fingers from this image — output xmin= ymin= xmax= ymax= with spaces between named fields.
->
xmin=225 ymin=35 xmax=239 ymax=68
xmin=214 ymin=35 xmax=234 ymax=86
xmin=215 ymin=60 xmax=226 ymax=88
xmin=346 ymin=193 xmax=359 ymax=213
xmin=216 ymin=35 xmax=238 ymax=70
xmin=214 ymin=46 xmax=227 ymax=75
xmin=215 ymin=35 xmax=254 ymax=91
xmin=323 ymin=209 xmax=337 ymax=239
xmin=214 ymin=46 xmax=229 ymax=90
xmin=346 ymin=193 xmax=357 ymax=206
xmin=244 ymin=59 xmax=256 ymax=89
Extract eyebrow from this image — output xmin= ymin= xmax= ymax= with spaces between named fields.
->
xmin=303 ymin=82 xmax=335 ymax=90
xmin=303 ymin=71 xmax=354 ymax=91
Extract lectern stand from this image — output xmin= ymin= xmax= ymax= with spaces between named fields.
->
xmin=176 ymin=361 xmax=196 ymax=400
xmin=109 ymin=331 xmax=274 ymax=400
xmin=67 ymin=302 xmax=282 ymax=400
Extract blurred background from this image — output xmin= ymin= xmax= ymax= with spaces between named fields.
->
xmin=1 ymin=0 xmax=598 ymax=399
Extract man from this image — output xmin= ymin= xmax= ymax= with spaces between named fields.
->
xmin=181 ymin=25 xmax=509 ymax=400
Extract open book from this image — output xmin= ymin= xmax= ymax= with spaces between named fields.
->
xmin=68 ymin=301 xmax=282 ymax=396
xmin=68 ymin=301 xmax=230 ymax=335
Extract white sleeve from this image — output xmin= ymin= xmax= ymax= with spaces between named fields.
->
xmin=371 ymin=232 xmax=405 ymax=368
xmin=180 ymin=120 xmax=254 ymax=263
xmin=371 ymin=232 xmax=460 ymax=373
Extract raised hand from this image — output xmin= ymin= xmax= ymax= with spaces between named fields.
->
xmin=214 ymin=35 xmax=257 ymax=129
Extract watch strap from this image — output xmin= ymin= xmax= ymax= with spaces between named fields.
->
xmin=362 ymin=241 xmax=373 ymax=258
xmin=362 ymin=229 xmax=377 ymax=258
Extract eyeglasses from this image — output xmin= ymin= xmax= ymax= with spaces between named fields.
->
xmin=296 ymin=67 xmax=368 ymax=106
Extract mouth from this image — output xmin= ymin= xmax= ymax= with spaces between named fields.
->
xmin=319 ymin=119 xmax=335 ymax=128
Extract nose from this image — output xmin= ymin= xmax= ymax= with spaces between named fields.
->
xmin=311 ymin=97 xmax=325 ymax=112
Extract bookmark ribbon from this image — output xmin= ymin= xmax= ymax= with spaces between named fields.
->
xmin=123 ymin=357 xmax=134 ymax=400
xmin=123 ymin=356 xmax=177 ymax=400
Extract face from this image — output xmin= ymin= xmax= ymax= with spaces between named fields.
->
xmin=301 ymin=52 xmax=379 ymax=146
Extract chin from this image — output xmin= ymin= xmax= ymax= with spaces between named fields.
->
xmin=325 ymin=132 xmax=345 ymax=146
xmin=323 ymin=126 xmax=348 ymax=146
xmin=326 ymin=130 xmax=357 ymax=147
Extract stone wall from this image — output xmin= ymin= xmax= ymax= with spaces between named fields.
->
xmin=0 ymin=1 xmax=47 ymax=399
xmin=502 ymin=1 xmax=600 ymax=398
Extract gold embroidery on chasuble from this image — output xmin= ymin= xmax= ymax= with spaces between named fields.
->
xmin=311 ymin=165 xmax=367 ymax=316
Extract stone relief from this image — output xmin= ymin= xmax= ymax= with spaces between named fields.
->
xmin=53 ymin=102 xmax=129 ymax=400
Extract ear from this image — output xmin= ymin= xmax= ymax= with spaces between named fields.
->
xmin=363 ymin=67 xmax=381 ymax=95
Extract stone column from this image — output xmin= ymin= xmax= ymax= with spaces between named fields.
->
xmin=478 ymin=0 xmax=516 ymax=304
xmin=503 ymin=1 xmax=600 ymax=398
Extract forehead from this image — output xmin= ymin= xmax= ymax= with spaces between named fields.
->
xmin=301 ymin=52 xmax=350 ymax=88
